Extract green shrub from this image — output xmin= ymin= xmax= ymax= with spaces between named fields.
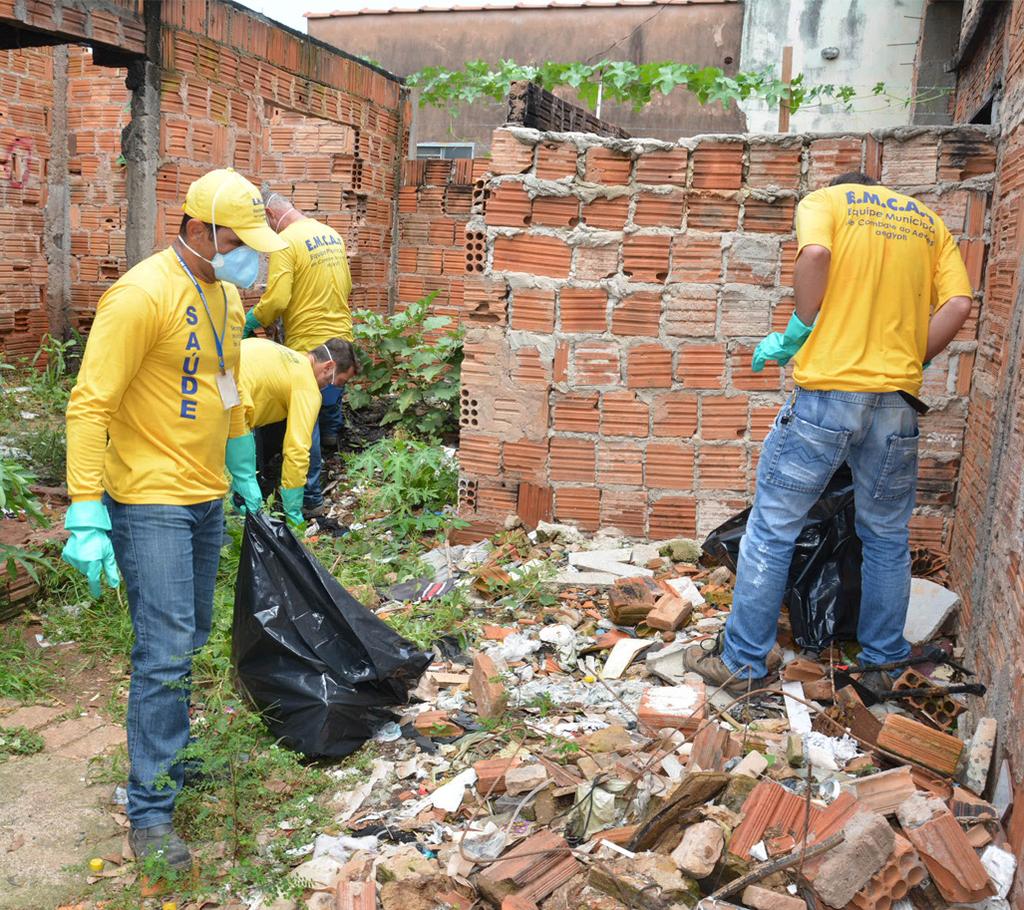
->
xmin=347 ymin=292 xmax=463 ymax=440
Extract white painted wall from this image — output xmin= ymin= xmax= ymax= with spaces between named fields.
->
xmin=739 ymin=0 xmax=927 ymax=133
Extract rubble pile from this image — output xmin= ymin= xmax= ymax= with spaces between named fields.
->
xmin=257 ymin=521 xmax=1015 ymax=910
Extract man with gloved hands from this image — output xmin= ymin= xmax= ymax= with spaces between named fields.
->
xmin=685 ymin=172 xmax=973 ymax=694
xmin=232 ymin=336 xmax=358 ymax=525
xmin=63 ymin=168 xmax=285 ymax=872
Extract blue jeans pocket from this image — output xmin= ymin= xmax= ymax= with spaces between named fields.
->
xmin=765 ymin=414 xmax=850 ymax=494
xmin=872 ymin=429 xmax=920 ymax=501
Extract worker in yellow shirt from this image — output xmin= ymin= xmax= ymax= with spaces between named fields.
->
xmin=685 ymin=172 xmax=974 ymax=695
xmin=62 ymin=169 xmax=286 ymax=871
xmin=234 ymin=336 xmax=358 ymax=525
xmin=243 ymin=191 xmax=354 ymax=518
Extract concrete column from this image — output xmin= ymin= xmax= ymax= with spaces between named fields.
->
xmin=122 ymin=0 xmax=161 ymax=267
xmin=44 ymin=45 xmax=71 ymax=339
xmin=385 ymin=87 xmax=411 ymax=317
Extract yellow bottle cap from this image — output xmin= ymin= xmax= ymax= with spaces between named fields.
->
xmin=88 ymin=857 xmax=104 ymax=873
xmin=163 ymin=903 xmax=178 ymax=910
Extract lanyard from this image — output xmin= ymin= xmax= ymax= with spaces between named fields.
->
xmin=173 ymin=248 xmax=229 ymax=374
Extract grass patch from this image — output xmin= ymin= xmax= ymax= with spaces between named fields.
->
xmin=0 ymin=724 xmax=44 ymax=759
xmin=0 ymin=625 xmax=55 ymax=701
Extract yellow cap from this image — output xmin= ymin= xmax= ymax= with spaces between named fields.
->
xmin=88 ymin=857 xmax=104 ymax=873
xmin=183 ymin=168 xmax=287 ymax=254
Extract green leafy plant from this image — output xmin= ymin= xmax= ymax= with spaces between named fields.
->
xmin=21 ymin=425 xmax=66 ymax=485
xmin=29 ymin=333 xmax=77 ymax=409
xmin=407 ymin=59 xmax=948 ymax=118
xmin=0 ymin=456 xmax=52 ymax=584
xmin=348 ymin=292 xmax=463 ymax=440
xmin=346 ymin=436 xmax=461 ymax=538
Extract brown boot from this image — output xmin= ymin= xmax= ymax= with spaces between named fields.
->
xmin=682 ymin=635 xmax=778 ymax=694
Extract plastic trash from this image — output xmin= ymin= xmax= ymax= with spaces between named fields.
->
xmin=702 ymin=464 xmax=862 ymax=651
xmin=232 ymin=512 xmax=431 ymax=758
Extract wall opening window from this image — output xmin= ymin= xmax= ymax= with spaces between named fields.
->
xmin=416 ymin=142 xmax=475 ymax=160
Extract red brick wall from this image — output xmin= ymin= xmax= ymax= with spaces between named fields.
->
xmin=67 ymin=48 xmax=131 ymax=333
xmin=953 ymin=2 xmax=1011 ymax=122
xmin=157 ymin=1 xmax=405 ymax=316
xmin=0 ymin=48 xmax=52 ymax=358
xmin=455 ymin=127 xmax=995 ymax=543
xmin=396 ymin=157 xmax=489 ymax=325
xmin=946 ymin=0 xmax=1024 ymax=869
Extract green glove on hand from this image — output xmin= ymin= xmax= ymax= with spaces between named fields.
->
xmin=225 ymin=433 xmax=263 ymax=514
xmin=242 ymin=310 xmax=262 ymax=339
xmin=62 ymin=501 xmax=120 ymax=598
xmin=751 ymin=313 xmax=814 ymax=373
xmin=280 ymin=487 xmax=305 ymax=527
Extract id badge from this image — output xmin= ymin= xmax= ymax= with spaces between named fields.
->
xmin=216 ymin=371 xmax=241 ymax=409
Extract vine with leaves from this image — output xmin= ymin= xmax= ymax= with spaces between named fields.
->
xmin=406 ymin=59 xmax=943 ymax=117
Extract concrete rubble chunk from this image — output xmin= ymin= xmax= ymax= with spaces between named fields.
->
xmin=732 ymin=751 xmax=769 ymax=779
xmin=659 ymin=538 xmax=703 ymax=563
xmin=963 ymin=717 xmax=997 ymax=796
xmin=903 ymin=578 xmax=960 ymax=644
xmin=807 ymin=811 xmax=894 ymax=908
xmin=589 ymin=851 xmax=701 ymax=908
xmin=670 ymin=820 xmax=724 ymax=878
xmin=742 ymin=884 xmax=807 ymax=910
xmin=504 ymin=763 xmax=549 ymax=795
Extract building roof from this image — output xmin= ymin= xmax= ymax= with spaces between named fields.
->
xmin=306 ymin=0 xmax=732 ymax=18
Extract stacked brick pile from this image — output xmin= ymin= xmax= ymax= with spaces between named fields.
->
xmin=157 ymin=1 xmax=406 ymax=315
xmin=454 ymin=126 xmax=995 ymax=544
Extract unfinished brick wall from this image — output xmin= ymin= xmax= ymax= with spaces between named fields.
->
xmin=0 ymin=47 xmax=52 ymax=358
xmin=454 ymin=126 xmax=995 ymax=545
xmin=67 ymin=48 xmax=131 ymax=333
xmin=946 ymin=0 xmax=1024 ymax=843
xmin=396 ymin=157 xmax=489 ymax=325
xmin=157 ymin=2 xmax=405 ymax=316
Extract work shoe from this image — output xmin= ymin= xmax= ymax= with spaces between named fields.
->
xmin=856 ymin=669 xmax=895 ymax=694
xmin=682 ymin=634 xmax=777 ymax=694
xmin=302 ymin=502 xmax=326 ymax=520
xmin=129 ymin=824 xmax=192 ymax=871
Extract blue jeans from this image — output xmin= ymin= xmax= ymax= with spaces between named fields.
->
xmin=105 ymin=496 xmax=224 ymax=829
xmin=723 ymin=389 xmax=919 ymax=679
xmin=305 ymin=385 xmax=345 ymax=508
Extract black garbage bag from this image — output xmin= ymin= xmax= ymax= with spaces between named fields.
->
xmin=232 ymin=512 xmax=431 ymax=758
xmin=702 ymin=464 xmax=862 ymax=651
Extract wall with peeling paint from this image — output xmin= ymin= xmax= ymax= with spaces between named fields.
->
xmin=739 ymin=0 xmax=927 ymax=132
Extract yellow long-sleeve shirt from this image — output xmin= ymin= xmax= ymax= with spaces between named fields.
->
xmin=66 ymin=247 xmax=246 ymax=505
xmin=252 ymin=218 xmax=353 ymax=351
xmin=238 ymin=338 xmax=322 ymax=490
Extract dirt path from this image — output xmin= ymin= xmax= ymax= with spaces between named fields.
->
xmin=0 ymin=703 xmax=125 ymax=910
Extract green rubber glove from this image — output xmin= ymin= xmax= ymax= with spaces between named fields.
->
xmin=225 ymin=433 xmax=263 ymax=514
xmin=280 ymin=487 xmax=305 ymax=527
xmin=242 ymin=310 xmax=262 ymax=339
xmin=751 ymin=312 xmax=814 ymax=372
xmin=62 ymin=501 xmax=120 ymax=598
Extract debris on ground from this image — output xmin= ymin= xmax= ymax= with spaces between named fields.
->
xmin=206 ymin=506 xmax=1012 ymax=910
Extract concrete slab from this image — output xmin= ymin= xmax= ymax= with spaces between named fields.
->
xmin=903 ymin=578 xmax=960 ymax=644
xmin=39 ymin=715 xmax=106 ymax=752
xmin=55 ymin=723 xmax=125 ymax=760
xmin=0 ymin=704 xmax=64 ymax=731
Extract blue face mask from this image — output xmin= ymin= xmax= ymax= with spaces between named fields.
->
xmin=211 ymin=244 xmax=259 ymax=289
xmin=179 ymin=231 xmax=260 ymax=289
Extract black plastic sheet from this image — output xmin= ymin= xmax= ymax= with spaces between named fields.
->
xmin=232 ymin=512 xmax=431 ymax=758
xmin=702 ymin=464 xmax=862 ymax=651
